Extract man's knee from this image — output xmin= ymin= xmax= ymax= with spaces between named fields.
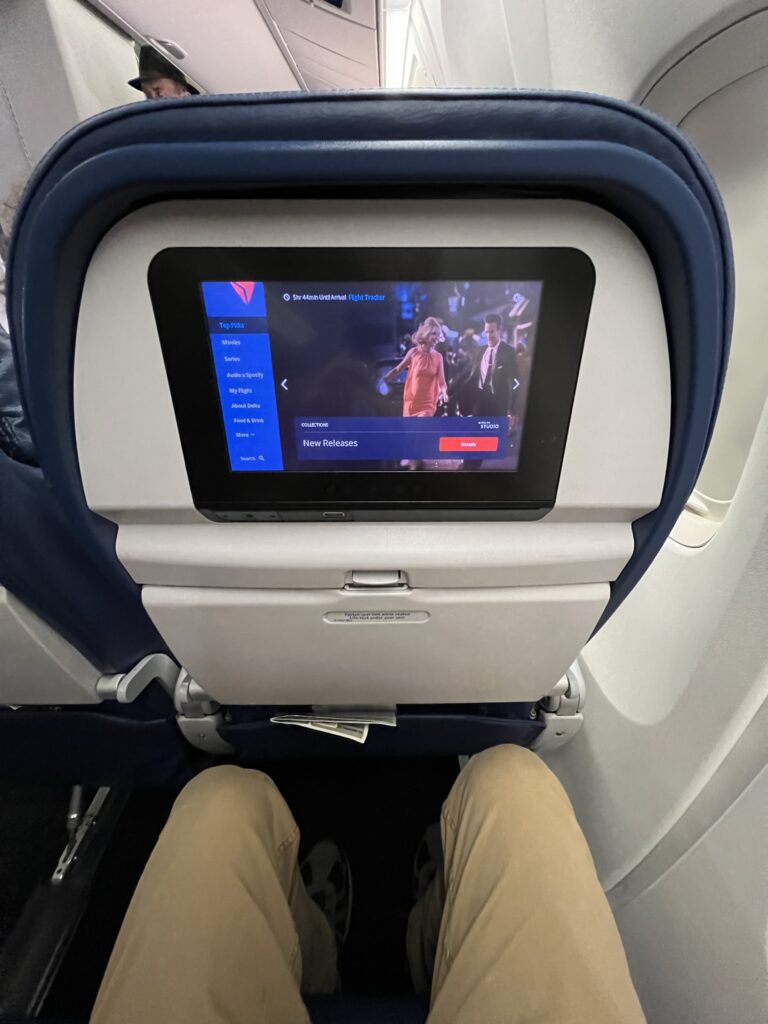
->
xmin=173 ymin=765 xmax=285 ymax=829
xmin=446 ymin=745 xmax=568 ymax=819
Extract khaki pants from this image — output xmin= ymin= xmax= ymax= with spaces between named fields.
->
xmin=91 ymin=746 xmax=646 ymax=1024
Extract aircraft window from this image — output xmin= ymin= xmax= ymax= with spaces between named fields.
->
xmin=666 ymin=66 xmax=768 ymax=547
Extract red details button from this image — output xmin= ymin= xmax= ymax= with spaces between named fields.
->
xmin=439 ymin=436 xmax=499 ymax=453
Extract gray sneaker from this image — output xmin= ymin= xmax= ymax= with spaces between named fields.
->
xmin=412 ymin=821 xmax=443 ymax=902
xmin=301 ymin=839 xmax=353 ymax=947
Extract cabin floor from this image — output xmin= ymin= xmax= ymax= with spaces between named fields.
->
xmin=0 ymin=782 xmax=70 ymax=945
xmin=0 ymin=758 xmax=458 ymax=1017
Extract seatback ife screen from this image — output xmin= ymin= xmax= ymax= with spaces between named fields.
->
xmin=200 ymin=279 xmax=543 ymax=473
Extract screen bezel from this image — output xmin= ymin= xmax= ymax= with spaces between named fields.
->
xmin=148 ymin=247 xmax=594 ymax=517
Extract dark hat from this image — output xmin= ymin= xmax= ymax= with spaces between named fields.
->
xmin=128 ymin=45 xmax=199 ymax=94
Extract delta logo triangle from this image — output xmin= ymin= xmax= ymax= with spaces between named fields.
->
xmin=230 ymin=281 xmax=256 ymax=305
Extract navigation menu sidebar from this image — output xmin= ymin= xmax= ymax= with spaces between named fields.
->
xmin=201 ymin=281 xmax=284 ymax=472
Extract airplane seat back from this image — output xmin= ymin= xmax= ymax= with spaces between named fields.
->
xmin=0 ymin=449 xmax=191 ymax=786
xmin=1 ymin=90 xmax=732 ymax=777
xmin=1 ymin=197 xmax=188 ymax=785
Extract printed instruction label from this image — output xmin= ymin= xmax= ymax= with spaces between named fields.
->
xmin=324 ymin=610 xmax=430 ymax=624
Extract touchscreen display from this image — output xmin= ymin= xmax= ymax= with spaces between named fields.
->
xmin=201 ymin=279 xmax=542 ymax=473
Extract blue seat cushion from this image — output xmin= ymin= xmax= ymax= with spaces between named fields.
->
xmin=0 ymin=699 xmax=191 ymax=787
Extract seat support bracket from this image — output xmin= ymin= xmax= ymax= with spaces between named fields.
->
xmin=173 ymin=669 xmax=234 ymax=755
xmin=532 ymin=662 xmax=585 ymax=752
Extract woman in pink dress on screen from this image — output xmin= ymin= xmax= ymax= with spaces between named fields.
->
xmin=384 ymin=316 xmax=448 ymax=417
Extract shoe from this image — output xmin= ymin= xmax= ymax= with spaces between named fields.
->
xmin=412 ymin=821 xmax=443 ymax=902
xmin=301 ymin=839 xmax=353 ymax=947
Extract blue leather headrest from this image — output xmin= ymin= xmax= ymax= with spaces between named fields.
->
xmin=6 ymin=90 xmax=732 ymax=627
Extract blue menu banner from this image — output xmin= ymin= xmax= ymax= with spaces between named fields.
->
xmin=202 ymin=282 xmax=284 ymax=472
